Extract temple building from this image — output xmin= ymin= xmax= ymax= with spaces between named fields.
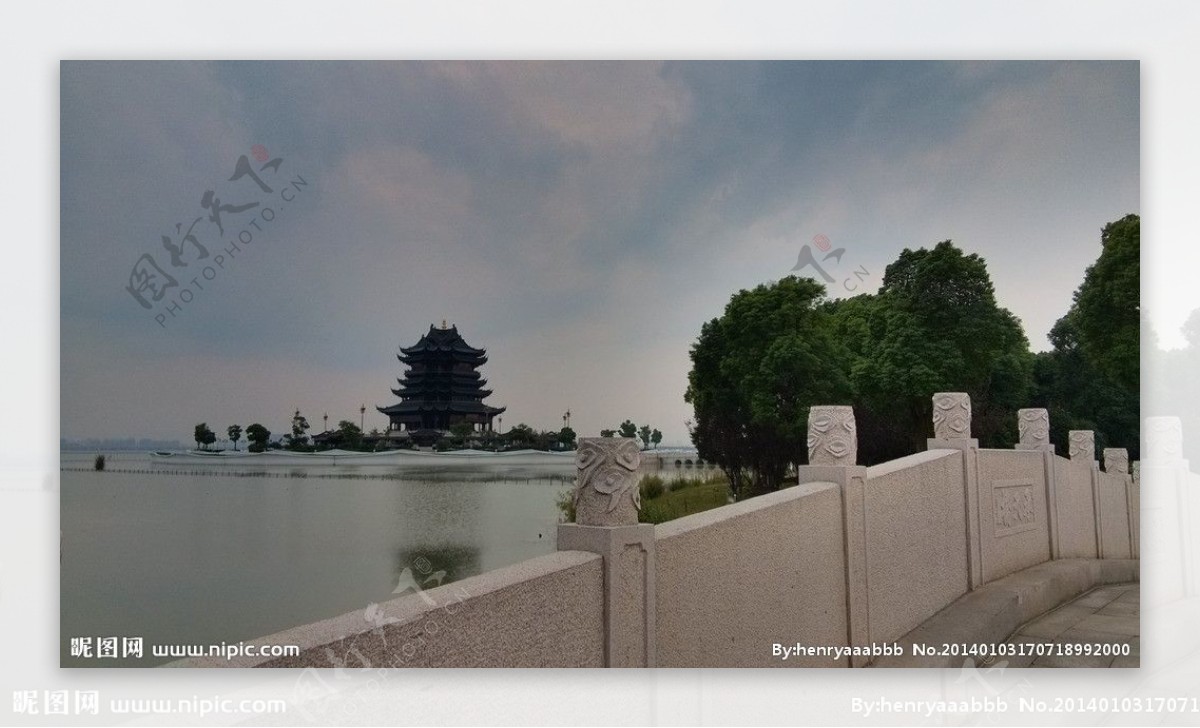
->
xmin=377 ymin=322 xmax=506 ymax=446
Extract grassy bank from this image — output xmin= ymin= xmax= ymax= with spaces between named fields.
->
xmin=557 ymin=472 xmax=731 ymax=525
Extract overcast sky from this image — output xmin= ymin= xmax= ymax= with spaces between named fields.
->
xmin=60 ymin=61 xmax=1138 ymax=445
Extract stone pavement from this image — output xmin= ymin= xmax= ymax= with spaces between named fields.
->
xmin=1000 ymin=583 xmax=1139 ymax=667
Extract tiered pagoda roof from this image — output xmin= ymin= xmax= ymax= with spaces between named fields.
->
xmin=377 ymin=324 xmax=505 ymax=437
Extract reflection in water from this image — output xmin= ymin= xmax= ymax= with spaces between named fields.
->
xmin=59 ymin=453 xmax=568 ymax=667
xmin=395 ymin=545 xmax=481 ymax=593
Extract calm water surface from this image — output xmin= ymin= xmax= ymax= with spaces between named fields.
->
xmin=60 ymin=453 xmax=571 ymax=666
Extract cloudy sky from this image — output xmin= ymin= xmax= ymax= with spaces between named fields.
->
xmin=60 ymin=61 xmax=1138 ymax=445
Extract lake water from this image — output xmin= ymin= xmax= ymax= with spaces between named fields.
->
xmin=59 ymin=452 xmax=575 ymax=667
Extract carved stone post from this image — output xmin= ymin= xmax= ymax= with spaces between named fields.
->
xmin=1016 ymin=408 xmax=1060 ymax=558
xmin=807 ymin=405 xmax=857 ymax=466
xmin=1069 ymin=430 xmax=1096 ymax=461
xmin=1017 ymin=408 xmax=1051 ymax=452
xmin=927 ymin=393 xmax=983 ymax=588
xmin=931 ymin=392 xmax=972 ymax=440
xmin=1102 ymin=447 xmax=1135 ymax=561
xmin=556 ymin=437 xmax=655 ymax=666
xmin=572 ymin=437 xmax=642 ymax=526
xmin=1069 ymin=430 xmax=1102 ymax=557
xmin=797 ymin=405 xmax=868 ymax=665
xmin=1104 ymin=448 xmax=1129 ymax=475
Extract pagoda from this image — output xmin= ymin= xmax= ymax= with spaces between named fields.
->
xmin=378 ymin=322 xmax=506 ymax=445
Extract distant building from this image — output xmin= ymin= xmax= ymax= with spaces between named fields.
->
xmin=377 ymin=322 xmax=506 ymax=446
xmin=310 ymin=430 xmax=338 ymax=450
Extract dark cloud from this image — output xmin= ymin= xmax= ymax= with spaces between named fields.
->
xmin=61 ymin=61 xmax=1138 ymax=443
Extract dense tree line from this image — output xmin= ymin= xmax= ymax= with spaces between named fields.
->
xmin=450 ymin=422 xmax=577 ymax=451
xmin=600 ymin=420 xmax=663 ymax=449
xmin=1032 ymin=214 xmax=1140 ymax=461
xmin=189 ymin=412 xmax=578 ymax=454
xmin=687 ymin=216 xmax=1139 ymax=500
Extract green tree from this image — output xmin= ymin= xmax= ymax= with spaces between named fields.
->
xmin=637 ymin=424 xmax=652 ymax=449
xmin=651 ymin=429 xmax=662 ymax=449
xmin=1071 ymin=214 xmax=1140 ymax=396
xmin=686 ymin=276 xmax=853 ymax=498
xmin=833 ymin=241 xmax=1033 ymax=459
xmin=534 ymin=429 xmax=559 ymax=450
xmin=227 ymin=424 xmax=243 ymax=451
xmin=600 ymin=429 xmax=616 ymax=437
xmin=449 ymin=422 xmax=475 ymax=443
xmin=506 ymin=423 xmax=535 ymax=447
xmin=245 ymin=423 xmax=270 ymax=453
xmin=618 ymin=420 xmax=638 ymax=438
xmin=337 ymin=420 xmax=364 ymax=450
xmin=1032 ymin=215 xmax=1140 ymax=459
xmin=193 ymin=423 xmax=215 ymax=451
xmin=1031 ymin=315 xmax=1136 ymax=458
xmin=285 ymin=409 xmax=311 ymax=451
xmin=558 ymin=426 xmax=577 ymax=449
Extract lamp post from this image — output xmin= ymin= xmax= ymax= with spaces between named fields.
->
xmin=360 ymin=404 xmax=366 ymax=431
xmin=323 ymin=413 xmax=328 ymax=433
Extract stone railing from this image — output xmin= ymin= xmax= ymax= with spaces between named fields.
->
xmin=175 ymin=394 xmax=1143 ymax=669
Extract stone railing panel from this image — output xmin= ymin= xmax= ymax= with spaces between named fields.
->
xmin=863 ymin=450 xmax=969 ymax=646
xmin=1099 ymin=470 xmax=1133 ymax=559
xmin=654 ymin=482 xmax=849 ymax=667
xmin=976 ymin=449 xmax=1052 ymax=582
